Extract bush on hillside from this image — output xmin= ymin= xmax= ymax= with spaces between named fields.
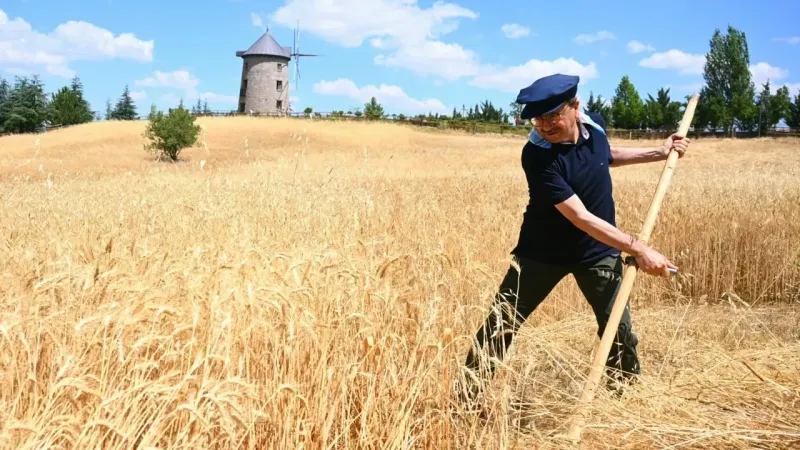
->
xmin=143 ymin=105 xmax=201 ymax=161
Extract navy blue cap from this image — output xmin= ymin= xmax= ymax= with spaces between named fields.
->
xmin=516 ymin=74 xmax=579 ymax=120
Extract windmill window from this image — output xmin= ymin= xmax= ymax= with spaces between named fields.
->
xmin=277 ymin=63 xmax=283 ymax=71
xmin=276 ymin=100 xmax=283 ymax=109
xmin=276 ymin=80 xmax=283 ymax=90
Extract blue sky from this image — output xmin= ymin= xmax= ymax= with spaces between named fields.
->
xmin=1 ymin=0 xmax=798 ymax=118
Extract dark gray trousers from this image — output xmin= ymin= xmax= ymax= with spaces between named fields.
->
xmin=463 ymin=253 xmax=640 ymax=388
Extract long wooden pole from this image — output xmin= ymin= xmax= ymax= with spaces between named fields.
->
xmin=565 ymin=93 xmax=700 ymax=443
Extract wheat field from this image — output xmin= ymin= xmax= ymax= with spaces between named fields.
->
xmin=1 ymin=117 xmax=799 ymax=449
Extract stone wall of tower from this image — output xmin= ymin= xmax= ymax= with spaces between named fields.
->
xmin=238 ymin=55 xmax=290 ymax=115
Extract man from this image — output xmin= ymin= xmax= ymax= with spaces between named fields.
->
xmin=460 ymin=73 xmax=691 ymax=402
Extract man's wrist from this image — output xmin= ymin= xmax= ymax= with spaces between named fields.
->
xmin=627 ymin=234 xmax=646 ymax=256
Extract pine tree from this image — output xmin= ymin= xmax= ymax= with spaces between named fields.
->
xmin=148 ymin=104 xmax=159 ymax=120
xmin=785 ymin=90 xmax=800 ymax=130
xmin=698 ymin=26 xmax=757 ymax=135
xmin=655 ymin=87 xmax=681 ymax=131
xmin=111 ymin=85 xmax=138 ymax=120
xmin=583 ymin=91 xmax=612 ymax=125
xmin=771 ymin=86 xmax=792 ymax=128
xmin=363 ymin=97 xmax=384 ymax=120
xmin=0 ymin=78 xmax=10 ymax=131
xmin=48 ymin=86 xmax=89 ymax=126
xmin=508 ymin=101 xmax=523 ymax=124
xmin=202 ymin=100 xmax=210 ymax=114
xmin=2 ymin=75 xmax=49 ymax=133
xmin=756 ymin=81 xmax=773 ymax=133
xmin=105 ymin=98 xmax=112 ymax=120
xmin=69 ymin=76 xmax=93 ymax=123
xmin=610 ymin=75 xmax=644 ymax=129
xmin=643 ymin=94 xmax=662 ymax=130
xmin=46 ymin=76 xmax=94 ymax=126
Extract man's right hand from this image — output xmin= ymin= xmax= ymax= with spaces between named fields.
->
xmin=629 ymin=240 xmax=677 ymax=277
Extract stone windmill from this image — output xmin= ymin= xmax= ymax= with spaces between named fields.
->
xmin=236 ymin=22 xmax=317 ymax=115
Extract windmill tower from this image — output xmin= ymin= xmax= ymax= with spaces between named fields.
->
xmin=236 ymin=22 xmax=317 ymax=116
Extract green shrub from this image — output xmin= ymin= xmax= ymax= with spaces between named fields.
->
xmin=143 ymin=105 xmax=201 ymax=161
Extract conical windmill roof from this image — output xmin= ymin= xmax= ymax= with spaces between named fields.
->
xmin=236 ymin=30 xmax=292 ymax=59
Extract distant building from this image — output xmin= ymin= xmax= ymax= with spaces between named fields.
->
xmin=236 ymin=29 xmax=291 ymax=115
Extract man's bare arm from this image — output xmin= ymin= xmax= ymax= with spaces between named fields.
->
xmin=609 ymin=145 xmax=668 ymax=167
xmin=553 ymin=194 xmax=676 ymax=276
xmin=554 ymin=194 xmax=643 ymax=254
xmin=608 ymin=134 xmax=691 ymax=167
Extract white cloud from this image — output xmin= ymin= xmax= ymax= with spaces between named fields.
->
xmin=129 ymin=90 xmax=147 ymax=101
xmin=251 ymin=12 xmax=264 ymax=28
xmin=627 ymin=40 xmax=654 ymax=53
xmin=374 ymin=40 xmax=480 ymax=80
xmin=135 ymin=70 xmax=236 ymax=105
xmin=469 ymin=58 xmax=598 ymax=93
xmin=135 ymin=70 xmax=199 ymax=90
xmin=749 ymin=62 xmax=788 ymax=87
xmin=312 ymin=78 xmax=447 ymax=114
xmin=267 ymin=0 xmax=479 ymax=81
xmin=639 ymin=52 xmax=792 ymax=92
xmin=0 ymin=8 xmax=153 ymax=78
xmin=269 ymin=0 xmax=477 ymax=48
xmin=574 ymin=30 xmax=615 ymax=45
xmin=369 ymin=38 xmax=389 ymax=49
xmin=266 ymin=1 xmax=593 ymax=93
xmin=639 ymin=49 xmax=706 ymax=75
xmin=159 ymin=93 xmax=181 ymax=105
xmin=5 ymin=67 xmax=30 ymax=76
xmin=501 ymin=23 xmax=531 ymax=39
xmin=197 ymin=92 xmax=238 ymax=103
xmin=774 ymin=36 xmax=800 ymax=45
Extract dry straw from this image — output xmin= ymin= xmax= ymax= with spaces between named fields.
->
xmin=0 ymin=117 xmax=798 ymax=449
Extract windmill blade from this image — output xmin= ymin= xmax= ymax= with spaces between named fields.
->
xmin=295 ymin=21 xmax=300 ymax=86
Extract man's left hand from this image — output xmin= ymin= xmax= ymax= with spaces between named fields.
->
xmin=661 ymin=134 xmax=691 ymax=158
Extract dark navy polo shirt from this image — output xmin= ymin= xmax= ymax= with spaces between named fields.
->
xmin=511 ymin=112 xmax=619 ymax=266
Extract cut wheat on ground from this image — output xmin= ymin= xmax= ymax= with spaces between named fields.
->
xmin=1 ymin=117 xmax=799 ymax=449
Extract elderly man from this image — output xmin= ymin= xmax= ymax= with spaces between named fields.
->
xmin=460 ymin=73 xmax=690 ymax=402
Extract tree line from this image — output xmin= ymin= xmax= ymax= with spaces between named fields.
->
xmin=303 ymin=26 xmax=800 ymax=135
xmin=382 ymin=25 xmax=799 ymax=134
xmin=583 ymin=26 xmax=800 ymax=134
xmin=2 ymin=25 xmax=799 ymax=136
xmin=413 ymin=26 xmax=800 ymax=133
xmin=0 ymin=75 xmax=143 ymax=134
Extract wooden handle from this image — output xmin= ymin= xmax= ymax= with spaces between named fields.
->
xmin=565 ymin=93 xmax=700 ymax=443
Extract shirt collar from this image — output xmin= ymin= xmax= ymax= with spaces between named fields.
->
xmin=527 ymin=111 xmax=606 ymax=148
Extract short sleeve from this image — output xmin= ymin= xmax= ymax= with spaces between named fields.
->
xmin=587 ymin=111 xmax=613 ymax=165
xmin=587 ymin=111 xmax=607 ymax=134
xmin=523 ymin=149 xmax=575 ymax=205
